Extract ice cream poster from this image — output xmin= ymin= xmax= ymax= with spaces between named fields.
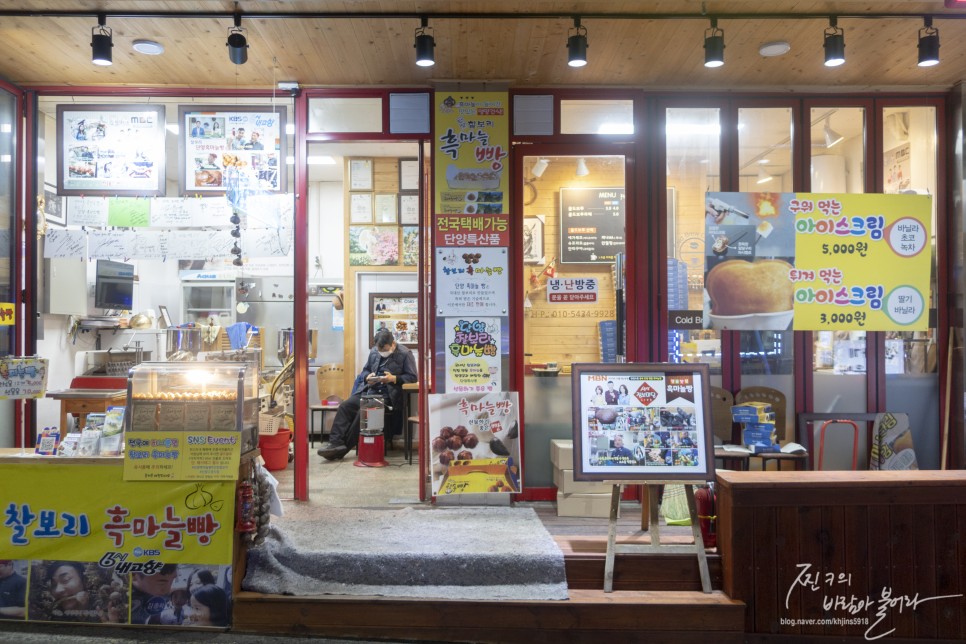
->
xmin=703 ymin=192 xmax=931 ymax=331
xmin=444 ymin=317 xmax=501 ymax=394
xmin=427 ymin=392 xmax=521 ymax=497
xmin=433 ymin=92 xmax=508 ymax=216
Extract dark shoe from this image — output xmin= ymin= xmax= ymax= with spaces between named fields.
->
xmin=317 ymin=441 xmax=349 ymax=461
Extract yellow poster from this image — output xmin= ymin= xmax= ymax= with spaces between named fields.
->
xmin=433 ymin=92 xmax=508 ymax=216
xmin=792 ymin=193 xmax=932 ymax=330
xmin=124 ymin=431 xmax=241 ymax=481
xmin=704 ymin=192 xmax=931 ymax=332
xmin=0 ymin=463 xmax=234 ymax=564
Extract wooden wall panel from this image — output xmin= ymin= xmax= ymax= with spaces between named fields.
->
xmin=717 ymin=471 xmax=966 ymax=640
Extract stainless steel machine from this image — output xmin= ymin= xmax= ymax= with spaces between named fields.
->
xmin=235 ymin=277 xmax=343 ymax=371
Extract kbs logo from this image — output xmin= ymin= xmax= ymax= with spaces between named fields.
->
xmin=635 ymin=382 xmax=658 ymax=406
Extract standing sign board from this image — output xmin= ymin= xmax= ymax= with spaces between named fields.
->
xmin=571 ymin=363 xmax=714 ymax=482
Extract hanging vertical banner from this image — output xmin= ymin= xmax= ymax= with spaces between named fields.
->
xmin=433 ymin=92 xmax=509 ymax=216
xmin=444 ymin=317 xmax=501 ymax=394
xmin=703 ymin=192 xmax=931 ymax=332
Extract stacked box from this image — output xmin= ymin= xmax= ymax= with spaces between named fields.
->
xmin=550 ymin=439 xmax=618 ymax=518
xmin=666 ymin=259 xmax=690 ymax=310
xmin=599 ymin=321 xmax=617 ymax=363
xmin=731 ymin=402 xmax=773 ymax=424
xmin=742 ymin=423 xmax=779 ymax=453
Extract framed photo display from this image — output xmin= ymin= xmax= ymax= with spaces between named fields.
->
xmin=43 ymin=185 xmax=65 ymax=225
xmin=571 ymin=362 xmax=715 ymax=482
xmin=57 ymin=104 xmax=166 ymax=196
xmin=370 ymin=292 xmax=418 ymax=348
xmin=178 ymin=105 xmax=286 ymax=195
xmin=398 ymin=158 xmax=419 ymax=191
xmin=523 ymin=216 xmax=545 ymax=264
xmin=350 ymin=192 xmax=373 ymax=223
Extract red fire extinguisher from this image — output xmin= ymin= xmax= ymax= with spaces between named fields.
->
xmin=235 ymin=479 xmax=256 ymax=534
xmin=694 ymin=484 xmax=716 ymax=549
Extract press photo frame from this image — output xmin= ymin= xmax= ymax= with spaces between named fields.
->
xmin=571 ymin=362 xmax=714 ymax=481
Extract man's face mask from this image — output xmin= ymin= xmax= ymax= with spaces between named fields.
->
xmin=378 ymin=345 xmax=394 ymax=358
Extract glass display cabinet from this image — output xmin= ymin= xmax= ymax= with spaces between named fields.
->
xmin=124 ymin=361 xmax=260 ymax=451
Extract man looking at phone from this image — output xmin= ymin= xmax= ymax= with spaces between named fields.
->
xmin=317 ymin=329 xmax=418 ymax=460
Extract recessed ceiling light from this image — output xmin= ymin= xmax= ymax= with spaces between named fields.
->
xmin=132 ymin=39 xmax=164 ymax=55
xmin=759 ymin=41 xmax=791 ymax=57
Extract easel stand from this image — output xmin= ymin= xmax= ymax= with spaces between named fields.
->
xmin=603 ymin=480 xmax=712 ymax=594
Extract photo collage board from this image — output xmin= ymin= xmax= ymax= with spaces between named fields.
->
xmin=570 ymin=362 xmax=715 ymax=481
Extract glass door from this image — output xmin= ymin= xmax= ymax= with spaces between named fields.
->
xmin=520 ymin=152 xmax=628 ymax=489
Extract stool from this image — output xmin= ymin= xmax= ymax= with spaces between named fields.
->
xmin=405 ymin=416 xmax=419 ymax=465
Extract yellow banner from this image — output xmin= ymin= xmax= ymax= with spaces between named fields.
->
xmin=124 ymin=431 xmax=241 ymax=481
xmin=433 ymin=92 xmax=508 ymax=216
xmin=792 ymin=193 xmax=932 ymax=330
xmin=0 ymin=302 xmax=14 ymax=325
xmin=0 ymin=463 xmax=233 ymax=564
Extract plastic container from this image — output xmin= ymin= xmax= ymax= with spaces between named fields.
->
xmin=259 ymin=428 xmax=291 ymax=471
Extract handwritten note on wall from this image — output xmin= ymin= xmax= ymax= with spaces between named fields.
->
xmin=43 ymin=229 xmax=88 ymax=258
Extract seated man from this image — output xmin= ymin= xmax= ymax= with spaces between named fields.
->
xmin=317 ymin=329 xmax=418 ymax=460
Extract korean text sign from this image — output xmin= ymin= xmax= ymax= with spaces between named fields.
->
xmin=1 ymin=463 xmax=233 ymax=565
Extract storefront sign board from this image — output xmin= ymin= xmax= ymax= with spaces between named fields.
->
xmin=435 ymin=247 xmax=508 ymax=317
xmin=444 ymin=317 xmax=501 ymax=394
xmin=124 ymin=431 xmax=241 ymax=481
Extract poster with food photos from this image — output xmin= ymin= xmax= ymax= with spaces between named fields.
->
xmin=57 ymin=105 xmax=166 ymax=196
xmin=428 ymin=392 xmax=521 ymax=497
xmin=570 ymin=363 xmax=714 ymax=481
xmin=179 ymin=106 xmax=285 ymax=195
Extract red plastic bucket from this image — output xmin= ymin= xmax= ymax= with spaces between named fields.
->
xmin=259 ymin=429 xmax=291 ymax=471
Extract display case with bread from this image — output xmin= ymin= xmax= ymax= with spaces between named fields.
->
xmin=706 ymin=259 xmax=795 ymax=330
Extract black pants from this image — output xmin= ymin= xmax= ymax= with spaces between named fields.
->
xmin=328 ymin=392 xmax=363 ymax=449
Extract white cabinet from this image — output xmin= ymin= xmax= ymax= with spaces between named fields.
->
xmin=181 ymin=281 xmax=235 ymax=325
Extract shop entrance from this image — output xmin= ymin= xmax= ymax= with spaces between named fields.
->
xmin=519 ymin=152 xmax=630 ymax=489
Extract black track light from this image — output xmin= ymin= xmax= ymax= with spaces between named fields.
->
xmin=231 ymin=226 xmax=241 ymax=238
xmin=918 ymin=17 xmax=940 ymax=67
xmin=231 ymin=243 xmax=242 ymax=256
xmin=230 ymin=212 xmax=241 ymax=225
xmin=227 ymin=12 xmax=248 ymax=65
xmin=414 ymin=17 xmax=435 ymax=67
xmin=824 ymin=17 xmax=845 ymax=67
xmin=232 ymin=256 xmax=244 ymax=267
xmin=567 ymin=17 xmax=588 ymax=67
xmin=91 ymin=14 xmax=113 ymax=66
xmin=704 ymin=18 xmax=724 ymax=68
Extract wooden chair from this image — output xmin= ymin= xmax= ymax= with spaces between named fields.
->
xmin=709 ymin=386 xmax=736 ymax=444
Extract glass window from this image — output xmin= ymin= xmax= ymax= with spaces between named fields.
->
xmin=883 ymin=105 xmax=940 ymax=469
xmin=809 ymin=106 xmax=867 ymax=414
xmin=308 ymin=97 xmax=382 ymax=133
xmin=736 ymin=108 xmax=795 ymax=405
xmin=665 ymin=107 xmax=720 ymax=375
xmin=0 ymin=90 xmax=12 ymax=357
xmin=560 ymin=100 xmax=633 ymax=135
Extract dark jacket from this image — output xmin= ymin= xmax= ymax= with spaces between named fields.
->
xmin=352 ymin=343 xmax=418 ymax=412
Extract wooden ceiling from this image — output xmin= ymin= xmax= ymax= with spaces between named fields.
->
xmin=2 ymin=1 xmax=965 ymax=92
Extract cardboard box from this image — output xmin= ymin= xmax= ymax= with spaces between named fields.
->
xmin=552 ymin=467 xmax=611 ymax=494
xmin=743 ymin=423 xmax=778 ymax=453
xmin=550 ymin=439 xmax=574 ymax=469
xmin=556 ymin=491 xmax=620 ymax=518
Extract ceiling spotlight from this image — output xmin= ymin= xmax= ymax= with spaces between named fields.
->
xmin=824 ymin=17 xmax=845 ymax=67
xmin=567 ymin=17 xmax=588 ymax=68
xmin=91 ymin=14 xmax=113 ymax=66
xmin=414 ymin=17 xmax=436 ymax=67
xmin=231 ymin=226 xmax=241 ymax=238
xmin=232 ymin=256 xmax=244 ymax=267
xmin=824 ymin=117 xmax=844 ymax=148
xmin=231 ymin=243 xmax=242 ymax=256
xmin=227 ymin=11 xmax=248 ymax=65
xmin=704 ymin=18 xmax=725 ymax=68
xmin=575 ymin=158 xmax=590 ymax=177
xmin=531 ymin=158 xmax=549 ymax=178
xmin=756 ymin=165 xmax=774 ymax=185
xmin=918 ymin=17 xmax=940 ymax=67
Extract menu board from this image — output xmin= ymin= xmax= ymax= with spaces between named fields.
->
xmin=559 ymin=187 xmax=625 ymax=263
